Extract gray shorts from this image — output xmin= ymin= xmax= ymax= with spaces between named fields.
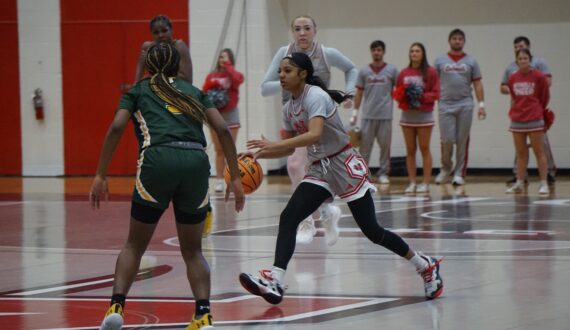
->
xmin=509 ymin=119 xmax=544 ymax=133
xmin=220 ymin=107 xmax=240 ymax=129
xmin=303 ymin=148 xmax=377 ymax=203
xmin=399 ymin=109 xmax=434 ymax=127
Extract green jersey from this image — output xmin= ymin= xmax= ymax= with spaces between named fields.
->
xmin=119 ymin=78 xmax=214 ymax=151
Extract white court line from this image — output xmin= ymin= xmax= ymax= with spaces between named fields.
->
xmin=0 ymin=312 xmax=43 ymax=316
xmin=37 ymin=297 xmax=396 ymax=330
xmin=421 ymin=210 xmax=570 ymax=223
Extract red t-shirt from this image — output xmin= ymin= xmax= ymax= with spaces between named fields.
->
xmin=396 ymin=66 xmax=440 ymax=112
xmin=507 ymin=69 xmax=549 ymax=122
xmin=203 ymin=63 xmax=244 ymax=112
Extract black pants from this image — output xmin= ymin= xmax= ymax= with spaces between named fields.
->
xmin=274 ymin=183 xmax=410 ymax=270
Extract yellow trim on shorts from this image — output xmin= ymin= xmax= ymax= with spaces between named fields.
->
xmin=135 ymin=150 xmax=158 ymax=203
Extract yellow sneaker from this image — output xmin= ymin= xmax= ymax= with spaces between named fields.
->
xmin=202 ymin=209 xmax=213 ymax=238
xmin=186 ymin=313 xmax=214 ymax=329
xmin=100 ymin=303 xmax=124 ymax=330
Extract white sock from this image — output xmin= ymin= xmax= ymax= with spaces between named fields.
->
xmin=516 ymin=179 xmax=524 ymax=186
xmin=271 ymin=267 xmax=285 ymax=284
xmin=540 ymin=180 xmax=547 ymax=186
xmin=409 ymin=253 xmax=429 ymax=271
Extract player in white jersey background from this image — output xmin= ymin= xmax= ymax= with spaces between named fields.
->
xmin=500 ymin=36 xmax=556 ymax=186
xmin=434 ymin=29 xmax=486 ymax=187
xmin=261 ymin=15 xmax=358 ymax=246
xmin=351 ymin=40 xmax=399 ymax=185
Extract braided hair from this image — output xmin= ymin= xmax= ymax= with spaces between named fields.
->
xmin=284 ymin=52 xmax=352 ymax=104
xmin=145 ymin=42 xmax=207 ymax=124
xmin=149 ymin=15 xmax=172 ymax=30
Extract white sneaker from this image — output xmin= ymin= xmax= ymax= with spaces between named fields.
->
xmin=538 ymin=184 xmax=550 ymax=195
xmin=296 ymin=218 xmax=316 ymax=244
xmin=378 ymin=174 xmax=390 ymax=184
xmin=435 ymin=171 xmax=450 ymax=185
xmin=214 ymin=179 xmax=224 ymax=193
xmin=416 ymin=183 xmax=430 ymax=193
xmin=239 ymin=270 xmax=284 ymax=305
xmin=506 ymin=183 xmax=523 ymax=194
xmin=404 ymin=183 xmax=416 ymax=194
xmin=321 ymin=205 xmax=341 ymax=246
xmin=452 ymin=176 xmax=465 ymax=186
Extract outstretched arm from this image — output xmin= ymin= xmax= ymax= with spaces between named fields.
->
xmin=205 ymin=108 xmax=245 ymax=212
xmin=90 ymin=109 xmax=131 ymax=209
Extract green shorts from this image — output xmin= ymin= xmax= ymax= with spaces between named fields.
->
xmin=133 ymin=146 xmax=211 ymax=214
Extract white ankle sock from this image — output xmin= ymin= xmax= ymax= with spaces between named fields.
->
xmin=271 ymin=267 xmax=285 ymax=283
xmin=409 ymin=253 xmax=429 ymax=271
xmin=540 ymin=180 xmax=547 ymax=186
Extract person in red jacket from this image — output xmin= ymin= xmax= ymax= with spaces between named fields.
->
xmin=202 ymin=48 xmax=245 ymax=193
xmin=506 ymin=48 xmax=550 ymax=195
xmin=394 ymin=42 xmax=440 ymax=194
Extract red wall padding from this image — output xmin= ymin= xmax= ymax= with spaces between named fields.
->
xmin=0 ymin=0 xmax=22 ymax=175
xmin=61 ymin=0 xmax=189 ymax=175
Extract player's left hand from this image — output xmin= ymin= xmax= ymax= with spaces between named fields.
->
xmin=89 ymin=175 xmax=108 ymax=209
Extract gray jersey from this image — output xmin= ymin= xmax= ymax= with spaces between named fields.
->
xmin=261 ymin=43 xmax=357 ymax=103
xmin=501 ymin=56 xmax=551 ymax=85
xmin=356 ymin=63 xmax=399 ymax=120
xmin=283 ymin=84 xmax=350 ymax=163
xmin=435 ymin=53 xmax=481 ymax=107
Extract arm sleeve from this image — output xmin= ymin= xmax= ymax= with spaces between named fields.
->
xmin=324 ymin=47 xmax=358 ymax=94
xmin=422 ymin=68 xmax=440 ymax=104
xmin=355 ymin=68 xmax=365 ymax=89
xmin=540 ymin=74 xmax=550 ymax=109
xmin=472 ymin=59 xmax=482 ymax=80
xmin=224 ymin=63 xmax=244 ymax=87
xmin=261 ymin=47 xmax=288 ymax=97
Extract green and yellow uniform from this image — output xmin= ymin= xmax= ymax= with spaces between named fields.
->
xmin=119 ymin=78 xmax=214 ymax=216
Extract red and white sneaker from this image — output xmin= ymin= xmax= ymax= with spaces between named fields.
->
xmin=239 ymin=269 xmax=284 ymax=305
xmin=418 ymin=255 xmax=443 ymax=299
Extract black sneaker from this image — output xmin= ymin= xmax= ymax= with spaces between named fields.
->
xmin=239 ymin=270 xmax=284 ymax=305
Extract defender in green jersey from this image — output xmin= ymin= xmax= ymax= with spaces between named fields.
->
xmin=90 ymin=42 xmax=244 ymax=330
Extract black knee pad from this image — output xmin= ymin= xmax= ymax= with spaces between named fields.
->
xmin=174 ymin=208 xmax=207 ymax=225
xmin=131 ymin=202 xmax=165 ymax=224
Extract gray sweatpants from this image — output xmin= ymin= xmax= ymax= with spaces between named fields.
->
xmin=438 ymin=105 xmax=473 ymax=177
xmin=359 ymin=119 xmax=392 ymax=176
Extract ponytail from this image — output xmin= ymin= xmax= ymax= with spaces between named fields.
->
xmin=286 ymin=52 xmax=352 ymax=104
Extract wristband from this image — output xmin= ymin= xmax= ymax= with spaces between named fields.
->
xmin=478 ymin=102 xmax=485 ymax=108
xmin=351 ymin=109 xmax=358 ymax=117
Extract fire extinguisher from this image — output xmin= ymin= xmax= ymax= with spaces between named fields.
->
xmin=33 ymin=88 xmax=44 ymax=120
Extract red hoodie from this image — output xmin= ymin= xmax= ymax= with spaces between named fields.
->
xmin=507 ymin=69 xmax=549 ymax=122
xmin=396 ymin=67 xmax=440 ymax=112
xmin=203 ymin=62 xmax=244 ymax=112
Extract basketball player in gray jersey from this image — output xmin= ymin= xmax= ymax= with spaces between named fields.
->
xmin=351 ymin=40 xmax=398 ymax=184
xmin=500 ymin=36 xmax=556 ymax=185
xmin=434 ymin=29 xmax=486 ymax=186
xmin=261 ymin=15 xmax=358 ymax=246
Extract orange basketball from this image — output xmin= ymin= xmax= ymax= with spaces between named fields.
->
xmin=224 ymin=156 xmax=263 ymax=194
